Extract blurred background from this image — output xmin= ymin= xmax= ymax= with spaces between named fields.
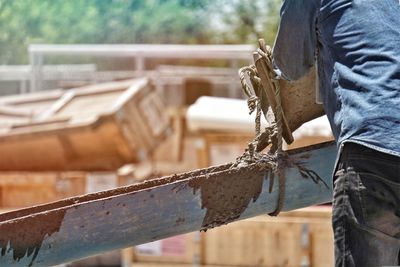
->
xmin=0 ymin=0 xmax=281 ymax=64
xmin=0 ymin=1 xmax=334 ymax=266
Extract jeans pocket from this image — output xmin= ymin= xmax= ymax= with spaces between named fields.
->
xmin=333 ymin=168 xmax=364 ymax=226
xmin=359 ymin=172 xmax=400 ymax=237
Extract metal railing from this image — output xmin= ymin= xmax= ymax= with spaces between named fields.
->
xmin=0 ymin=65 xmax=97 ymax=95
xmin=28 ymin=44 xmax=255 ymax=93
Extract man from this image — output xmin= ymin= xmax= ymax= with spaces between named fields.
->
xmin=272 ymin=0 xmax=400 ymax=266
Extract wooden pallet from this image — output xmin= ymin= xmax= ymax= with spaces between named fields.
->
xmin=0 ymin=172 xmax=85 ymax=208
xmin=127 ymin=207 xmax=333 ymax=267
xmin=0 ymin=78 xmax=169 ymax=171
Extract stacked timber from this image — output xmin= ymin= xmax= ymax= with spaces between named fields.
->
xmin=0 ymin=172 xmax=85 ymax=208
xmin=0 ymin=171 xmax=138 ymax=208
xmin=129 ymin=207 xmax=334 ymax=267
xmin=0 ymin=78 xmax=169 ymax=171
xmin=186 ymin=96 xmax=334 ymax=167
xmin=287 ymin=115 xmax=334 ymax=149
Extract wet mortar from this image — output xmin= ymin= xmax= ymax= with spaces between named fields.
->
xmin=0 ymin=209 xmax=66 ymax=267
xmin=188 ymin=162 xmax=270 ymax=230
xmin=0 ymin=164 xmax=232 ymax=222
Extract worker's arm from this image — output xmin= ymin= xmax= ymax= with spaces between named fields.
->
xmin=272 ymin=0 xmax=319 ymax=81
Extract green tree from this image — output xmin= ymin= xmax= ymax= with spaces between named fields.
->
xmin=211 ymin=0 xmax=281 ymax=45
xmin=0 ymin=0 xmax=281 ymax=65
xmin=0 ymin=0 xmax=214 ymax=64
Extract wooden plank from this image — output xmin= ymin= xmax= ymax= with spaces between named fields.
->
xmin=0 ymin=172 xmax=87 ymax=208
xmin=202 ymin=133 xmax=254 ymax=167
xmin=0 ymin=90 xmax=62 ymax=106
xmin=2 ymin=185 xmax=57 ymax=208
xmin=130 ymin=264 xmax=227 ymax=267
xmin=310 ymin=221 xmax=334 ymax=267
xmin=204 ymin=219 xmax=304 ymax=266
xmin=156 ymin=65 xmax=236 ymax=76
xmin=0 ymin=141 xmax=336 ymax=267
xmin=169 ymin=108 xmax=186 ymax=162
xmin=35 ymin=91 xmax=75 ymax=121
xmin=0 ymin=106 xmax=32 ymax=118
xmin=202 ymin=211 xmax=333 ymax=267
xmin=0 ymin=173 xmax=57 ymax=186
xmin=132 ymin=233 xmax=201 ymax=264
xmin=0 ymin=78 xmax=169 ymax=171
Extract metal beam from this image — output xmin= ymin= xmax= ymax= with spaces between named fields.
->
xmin=0 ymin=141 xmax=336 ymax=267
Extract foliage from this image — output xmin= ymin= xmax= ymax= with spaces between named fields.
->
xmin=0 ymin=0 xmax=281 ymax=64
xmin=211 ymin=0 xmax=281 ymax=45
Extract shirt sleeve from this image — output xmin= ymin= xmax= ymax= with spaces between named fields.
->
xmin=272 ymin=0 xmax=319 ymax=81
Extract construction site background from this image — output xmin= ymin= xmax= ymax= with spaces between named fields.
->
xmin=0 ymin=1 xmax=335 ymax=266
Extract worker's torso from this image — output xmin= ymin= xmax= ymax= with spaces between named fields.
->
xmin=317 ymin=0 xmax=400 ymax=156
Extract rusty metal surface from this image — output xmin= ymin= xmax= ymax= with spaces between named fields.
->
xmin=0 ymin=142 xmax=336 ymax=267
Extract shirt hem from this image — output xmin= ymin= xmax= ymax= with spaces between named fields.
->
xmin=332 ymin=139 xmax=400 ymax=179
xmin=340 ymin=139 xmax=400 ymax=158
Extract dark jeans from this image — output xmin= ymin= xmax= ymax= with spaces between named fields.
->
xmin=333 ymin=142 xmax=400 ymax=267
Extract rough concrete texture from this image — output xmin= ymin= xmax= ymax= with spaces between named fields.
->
xmin=0 ymin=210 xmax=66 ymax=267
xmin=189 ymin=162 xmax=269 ymax=230
xmin=279 ymin=67 xmax=325 ymax=132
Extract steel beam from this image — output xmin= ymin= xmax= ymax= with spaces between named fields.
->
xmin=0 ymin=141 xmax=336 ymax=267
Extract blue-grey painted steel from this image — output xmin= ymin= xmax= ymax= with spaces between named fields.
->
xmin=0 ymin=142 xmax=337 ymax=267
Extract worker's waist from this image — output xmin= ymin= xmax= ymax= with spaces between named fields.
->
xmin=341 ymin=142 xmax=400 ymax=163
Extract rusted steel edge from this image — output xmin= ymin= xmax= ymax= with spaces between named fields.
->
xmin=0 ymin=141 xmax=336 ymax=267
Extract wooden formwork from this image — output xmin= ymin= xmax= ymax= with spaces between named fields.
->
xmin=0 ymin=172 xmax=85 ymax=208
xmin=0 ymin=171 xmax=139 ymax=208
xmin=0 ymin=78 xmax=169 ymax=171
xmin=195 ymin=132 xmax=254 ymax=168
xmin=202 ymin=208 xmax=333 ymax=267
xmin=127 ymin=207 xmax=334 ymax=267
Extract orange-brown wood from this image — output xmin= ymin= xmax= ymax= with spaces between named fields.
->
xmin=0 ymin=172 xmax=86 ymax=208
xmin=0 ymin=79 xmax=169 ymax=171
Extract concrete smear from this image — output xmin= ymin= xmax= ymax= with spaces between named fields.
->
xmin=0 ymin=210 xmax=66 ymax=267
xmin=0 ymin=164 xmax=232 ymax=222
xmin=189 ymin=163 xmax=270 ymax=230
xmin=279 ymin=67 xmax=325 ymax=132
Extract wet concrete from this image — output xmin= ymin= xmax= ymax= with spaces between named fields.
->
xmin=279 ymin=67 xmax=325 ymax=132
xmin=0 ymin=210 xmax=66 ymax=267
xmin=185 ymin=144 xmax=331 ymax=230
xmin=0 ymin=164 xmax=233 ymax=223
xmin=189 ymin=163 xmax=270 ymax=230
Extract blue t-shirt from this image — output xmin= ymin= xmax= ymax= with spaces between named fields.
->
xmin=273 ymin=0 xmax=400 ymax=157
